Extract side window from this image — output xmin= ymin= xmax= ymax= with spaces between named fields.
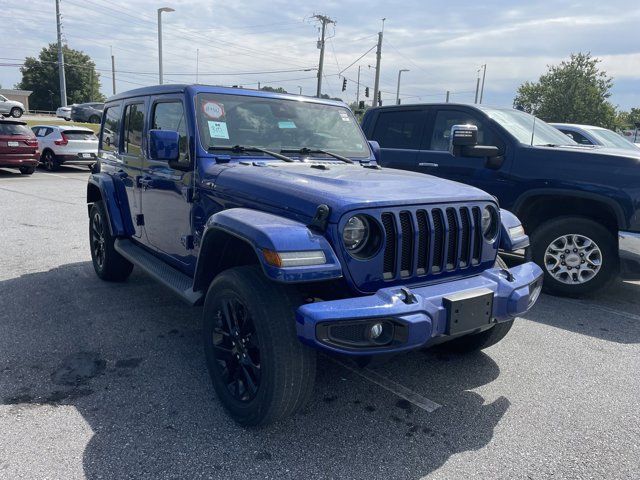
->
xmin=152 ymin=101 xmax=188 ymax=162
xmin=123 ymin=103 xmax=145 ymax=155
xmin=430 ymin=110 xmax=487 ymax=151
xmin=101 ymin=104 xmax=122 ymax=152
xmin=371 ymin=110 xmax=425 ymax=150
xmin=560 ymin=129 xmax=592 ymax=145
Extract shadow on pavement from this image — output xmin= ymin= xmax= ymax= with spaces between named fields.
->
xmin=1 ymin=262 xmax=509 ymax=479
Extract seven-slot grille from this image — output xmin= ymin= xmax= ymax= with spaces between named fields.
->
xmin=380 ymin=206 xmax=484 ymax=280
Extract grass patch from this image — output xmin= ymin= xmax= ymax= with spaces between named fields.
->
xmin=24 ymin=119 xmax=100 ymax=133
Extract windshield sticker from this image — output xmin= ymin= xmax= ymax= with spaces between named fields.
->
xmin=339 ymin=111 xmax=351 ymax=122
xmin=202 ymin=101 xmax=225 ymax=120
xmin=208 ymin=121 xmax=229 ymax=139
xmin=278 ymin=120 xmax=297 ymax=129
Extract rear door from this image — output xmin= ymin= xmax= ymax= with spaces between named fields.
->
xmin=61 ymin=129 xmax=99 ymax=158
xmin=121 ymin=101 xmax=147 ymax=238
xmin=367 ymin=108 xmax=427 ymax=171
xmin=140 ymin=96 xmax=194 ymax=270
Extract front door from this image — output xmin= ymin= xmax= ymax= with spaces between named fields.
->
xmin=140 ymin=97 xmax=194 ymax=271
xmin=417 ymin=107 xmax=509 ymax=197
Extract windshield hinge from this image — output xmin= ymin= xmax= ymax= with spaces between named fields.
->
xmin=308 ymin=204 xmax=331 ymax=232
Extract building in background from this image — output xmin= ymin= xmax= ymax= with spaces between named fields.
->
xmin=0 ymin=89 xmax=33 ymax=112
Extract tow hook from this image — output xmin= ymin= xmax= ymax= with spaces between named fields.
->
xmin=399 ymin=287 xmax=417 ymax=305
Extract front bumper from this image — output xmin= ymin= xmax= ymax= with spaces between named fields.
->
xmin=619 ymin=230 xmax=640 ymax=279
xmin=296 ymin=262 xmax=543 ymax=355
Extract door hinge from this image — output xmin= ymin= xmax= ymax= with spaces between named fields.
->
xmin=181 ymin=234 xmax=195 ymax=250
xmin=185 ymin=186 xmax=195 ymax=203
xmin=136 ymin=214 xmax=145 ymax=226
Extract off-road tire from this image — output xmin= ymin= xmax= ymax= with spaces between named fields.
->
xmin=530 ymin=216 xmax=617 ymax=297
xmin=19 ymin=166 xmax=35 ymax=175
xmin=89 ymin=201 xmax=133 ymax=282
xmin=203 ymin=265 xmax=316 ymax=427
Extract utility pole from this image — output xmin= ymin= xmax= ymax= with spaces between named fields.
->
xmin=55 ymin=0 xmax=67 ymax=107
xmin=356 ymin=65 xmax=361 ymax=104
xmin=474 ymin=68 xmax=481 ymax=104
xmin=313 ymin=14 xmax=335 ymax=98
xmin=196 ymin=48 xmax=199 ymax=83
xmin=157 ymin=7 xmax=175 ymax=85
xmin=395 ymin=69 xmax=409 ymax=105
xmin=446 ymin=90 xmax=450 ymax=103
xmin=479 ymin=64 xmax=487 ymax=104
xmin=110 ymin=46 xmax=116 ymax=95
xmin=372 ymin=20 xmax=385 ymax=107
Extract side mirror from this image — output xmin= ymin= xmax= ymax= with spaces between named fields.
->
xmin=449 ymin=124 xmax=501 ymax=160
xmin=149 ymin=129 xmax=180 ymax=161
xmin=368 ymin=140 xmax=381 ymax=161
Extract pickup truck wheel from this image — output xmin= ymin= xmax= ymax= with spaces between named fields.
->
xmin=89 ymin=201 xmax=133 ymax=281
xmin=530 ymin=217 xmax=617 ymax=297
xmin=203 ymin=266 xmax=316 ymax=426
xmin=434 ymin=255 xmax=512 ymax=354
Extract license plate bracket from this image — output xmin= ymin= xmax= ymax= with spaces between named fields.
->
xmin=443 ymin=288 xmax=494 ymax=335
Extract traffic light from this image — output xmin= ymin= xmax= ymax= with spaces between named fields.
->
xmin=377 ymin=91 xmax=382 ymax=106
xmin=341 ymin=77 xmax=347 ymax=92
xmin=358 ymin=100 xmax=365 ymax=110
xmin=364 ymin=87 xmax=369 ymax=98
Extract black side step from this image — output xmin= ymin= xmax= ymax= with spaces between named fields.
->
xmin=114 ymin=238 xmax=202 ymax=306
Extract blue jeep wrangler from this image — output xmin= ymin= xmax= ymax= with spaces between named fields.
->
xmin=362 ymin=104 xmax=640 ymax=297
xmin=87 ymin=85 xmax=542 ymax=425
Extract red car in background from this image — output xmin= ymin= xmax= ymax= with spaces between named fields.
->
xmin=0 ymin=120 xmax=39 ymax=175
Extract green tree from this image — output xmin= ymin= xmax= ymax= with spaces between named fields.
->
xmin=513 ymin=53 xmax=617 ymax=128
xmin=616 ymin=108 xmax=640 ymax=130
xmin=17 ymin=43 xmax=104 ymax=110
xmin=260 ymin=86 xmax=288 ymax=94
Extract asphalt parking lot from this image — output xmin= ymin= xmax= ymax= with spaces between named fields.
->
xmin=1 ymin=166 xmax=639 ymax=480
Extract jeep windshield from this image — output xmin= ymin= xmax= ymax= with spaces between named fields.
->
xmin=479 ymin=106 xmax=577 ymax=147
xmin=196 ymin=93 xmax=369 ymax=159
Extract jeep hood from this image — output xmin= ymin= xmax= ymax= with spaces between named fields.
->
xmin=212 ymin=162 xmax=494 ymax=222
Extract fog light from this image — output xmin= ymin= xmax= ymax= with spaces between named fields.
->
xmin=369 ymin=323 xmax=383 ymax=340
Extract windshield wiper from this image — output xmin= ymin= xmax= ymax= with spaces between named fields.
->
xmin=208 ymin=145 xmax=294 ymax=162
xmin=280 ymin=147 xmax=354 ymax=164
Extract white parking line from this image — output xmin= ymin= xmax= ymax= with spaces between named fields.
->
xmin=331 ymin=358 xmax=442 ymax=413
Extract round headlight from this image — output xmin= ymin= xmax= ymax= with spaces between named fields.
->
xmin=482 ymin=206 xmax=499 ymax=241
xmin=343 ymin=215 xmax=370 ymax=252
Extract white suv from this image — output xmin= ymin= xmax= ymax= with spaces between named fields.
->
xmin=31 ymin=125 xmax=98 ymax=171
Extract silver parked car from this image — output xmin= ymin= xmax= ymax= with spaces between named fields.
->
xmin=56 ymin=106 xmax=72 ymax=121
xmin=31 ymin=124 xmax=98 ymax=171
xmin=0 ymin=94 xmax=25 ymax=118
xmin=550 ymin=123 xmax=640 ymax=152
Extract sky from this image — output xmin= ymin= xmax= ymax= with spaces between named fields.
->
xmin=2 ymin=0 xmax=639 ymax=110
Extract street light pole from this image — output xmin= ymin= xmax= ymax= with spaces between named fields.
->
xmin=396 ymin=69 xmax=409 ymax=105
xmin=157 ymin=7 xmax=175 ymax=85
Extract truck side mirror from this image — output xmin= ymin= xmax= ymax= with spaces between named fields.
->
xmin=450 ymin=124 xmax=501 ymax=160
xmin=149 ymin=129 xmax=180 ymax=161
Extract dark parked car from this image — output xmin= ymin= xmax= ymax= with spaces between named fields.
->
xmin=71 ymin=102 xmax=104 ymax=123
xmin=362 ymin=103 xmax=640 ymax=296
xmin=87 ymin=85 xmax=542 ymax=425
xmin=0 ymin=119 xmax=39 ymax=174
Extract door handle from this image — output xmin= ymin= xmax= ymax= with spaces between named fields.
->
xmin=418 ymin=162 xmax=439 ymax=167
